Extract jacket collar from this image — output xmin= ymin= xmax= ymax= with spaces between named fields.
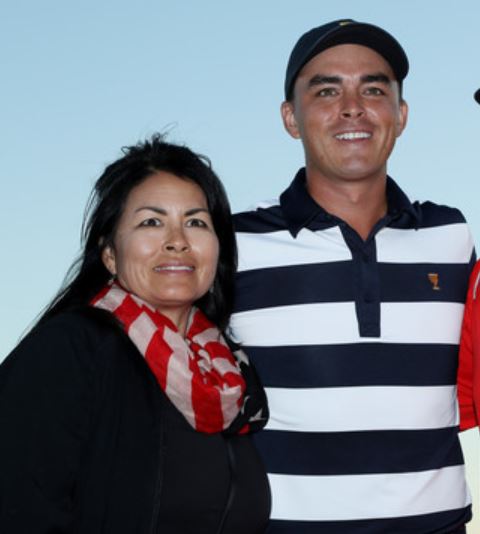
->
xmin=279 ymin=168 xmax=420 ymax=237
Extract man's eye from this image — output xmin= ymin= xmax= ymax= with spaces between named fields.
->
xmin=317 ymin=87 xmax=337 ymax=97
xmin=140 ymin=218 xmax=161 ymax=227
xmin=365 ymin=87 xmax=384 ymax=96
xmin=186 ymin=218 xmax=208 ymax=228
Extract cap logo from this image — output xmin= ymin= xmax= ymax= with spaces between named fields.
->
xmin=339 ymin=20 xmax=352 ymax=26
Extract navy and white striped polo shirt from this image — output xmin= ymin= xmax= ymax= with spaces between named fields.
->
xmin=231 ymin=169 xmax=474 ymax=533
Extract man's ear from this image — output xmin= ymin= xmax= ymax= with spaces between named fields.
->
xmin=281 ymin=100 xmax=301 ymax=139
xmin=101 ymin=243 xmax=116 ymax=276
xmin=396 ymin=99 xmax=408 ymax=138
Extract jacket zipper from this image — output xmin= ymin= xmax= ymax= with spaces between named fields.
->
xmin=215 ymin=439 xmax=236 ymax=534
xmin=149 ymin=396 xmax=166 ymax=534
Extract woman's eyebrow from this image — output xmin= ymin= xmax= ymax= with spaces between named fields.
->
xmin=134 ymin=206 xmax=209 ymax=216
xmin=134 ymin=206 xmax=167 ymax=214
xmin=185 ymin=208 xmax=210 ymax=216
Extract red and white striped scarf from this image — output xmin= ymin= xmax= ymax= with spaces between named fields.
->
xmin=91 ymin=282 xmax=249 ymax=433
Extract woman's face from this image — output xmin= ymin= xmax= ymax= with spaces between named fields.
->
xmin=102 ymin=171 xmax=219 ymax=332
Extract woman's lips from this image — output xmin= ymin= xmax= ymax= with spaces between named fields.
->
xmin=153 ymin=264 xmax=194 ymax=272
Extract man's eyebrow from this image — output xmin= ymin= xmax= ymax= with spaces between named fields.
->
xmin=306 ymin=73 xmax=392 ymax=89
xmin=307 ymin=75 xmax=342 ymax=88
xmin=361 ymin=73 xmax=391 ymax=85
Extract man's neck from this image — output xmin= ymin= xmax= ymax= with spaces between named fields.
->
xmin=306 ymin=172 xmax=388 ymax=241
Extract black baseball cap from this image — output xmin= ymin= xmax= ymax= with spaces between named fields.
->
xmin=475 ymin=89 xmax=480 ymax=104
xmin=284 ymin=19 xmax=409 ymax=99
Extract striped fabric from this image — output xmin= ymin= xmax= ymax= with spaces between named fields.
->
xmin=92 ymin=282 xmax=246 ymax=433
xmin=231 ymin=169 xmax=474 ymax=533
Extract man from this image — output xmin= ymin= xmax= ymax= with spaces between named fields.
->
xmin=231 ymin=19 xmax=474 ymax=533
xmin=457 ymin=90 xmax=480 ymax=430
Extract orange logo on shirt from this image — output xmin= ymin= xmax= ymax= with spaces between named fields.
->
xmin=428 ymin=273 xmax=441 ymax=291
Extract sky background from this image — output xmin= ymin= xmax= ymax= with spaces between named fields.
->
xmin=1 ymin=1 xmax=480 ymax=528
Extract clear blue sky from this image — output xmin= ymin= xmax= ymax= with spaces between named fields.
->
xmin=2 ymin=0 xmax=480 ymax=352
xmin=1 ymin=1 xmax=480 ymax=524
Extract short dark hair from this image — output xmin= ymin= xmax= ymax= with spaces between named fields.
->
xmin=39 ymin=134 xmax=237 ymax=331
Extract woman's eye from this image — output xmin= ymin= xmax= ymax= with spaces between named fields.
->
xmin=140 ymin=218 xmax=161 ymax=227
xmin=186 ymin=218 xmax=208 ymax=228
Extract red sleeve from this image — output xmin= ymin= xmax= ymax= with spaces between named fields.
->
xmin=458 ymin=261 xmax=480 ymax=430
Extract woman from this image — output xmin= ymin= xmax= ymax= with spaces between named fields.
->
xmin=458 ymin=261 xmax=480 ymax=430
xmin=0 ymin=135 xmax=270 ymax=533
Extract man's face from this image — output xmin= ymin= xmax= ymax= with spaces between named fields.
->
xmin=281 ymin=43 xmax=408 ymax=185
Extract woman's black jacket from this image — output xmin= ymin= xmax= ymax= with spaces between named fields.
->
xmin=0 ymin=309 xmax=269 ymax=533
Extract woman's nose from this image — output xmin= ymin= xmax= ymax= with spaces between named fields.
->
xmin=164 ymin=226 xmax=189 ymax=252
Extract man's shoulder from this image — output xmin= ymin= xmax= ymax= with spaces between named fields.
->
xmin=233 ymin=198 xmax=287 ymax=234
xmin=414 ymin=199 xmax=467 ymax=228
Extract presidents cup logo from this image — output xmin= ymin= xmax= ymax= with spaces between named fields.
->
xmin=428 ymin=273 xmax=441 ymax=291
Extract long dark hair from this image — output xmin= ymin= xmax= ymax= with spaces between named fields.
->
xmin=38 ymin=134 xmax=237 ymax=331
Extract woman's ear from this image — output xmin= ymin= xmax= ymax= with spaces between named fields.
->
xmin=101 ymin=242 xmax=117 ymax=276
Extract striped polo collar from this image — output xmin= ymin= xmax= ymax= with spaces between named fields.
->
xmin=279 ymin=167 xmax=421 ymax=237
